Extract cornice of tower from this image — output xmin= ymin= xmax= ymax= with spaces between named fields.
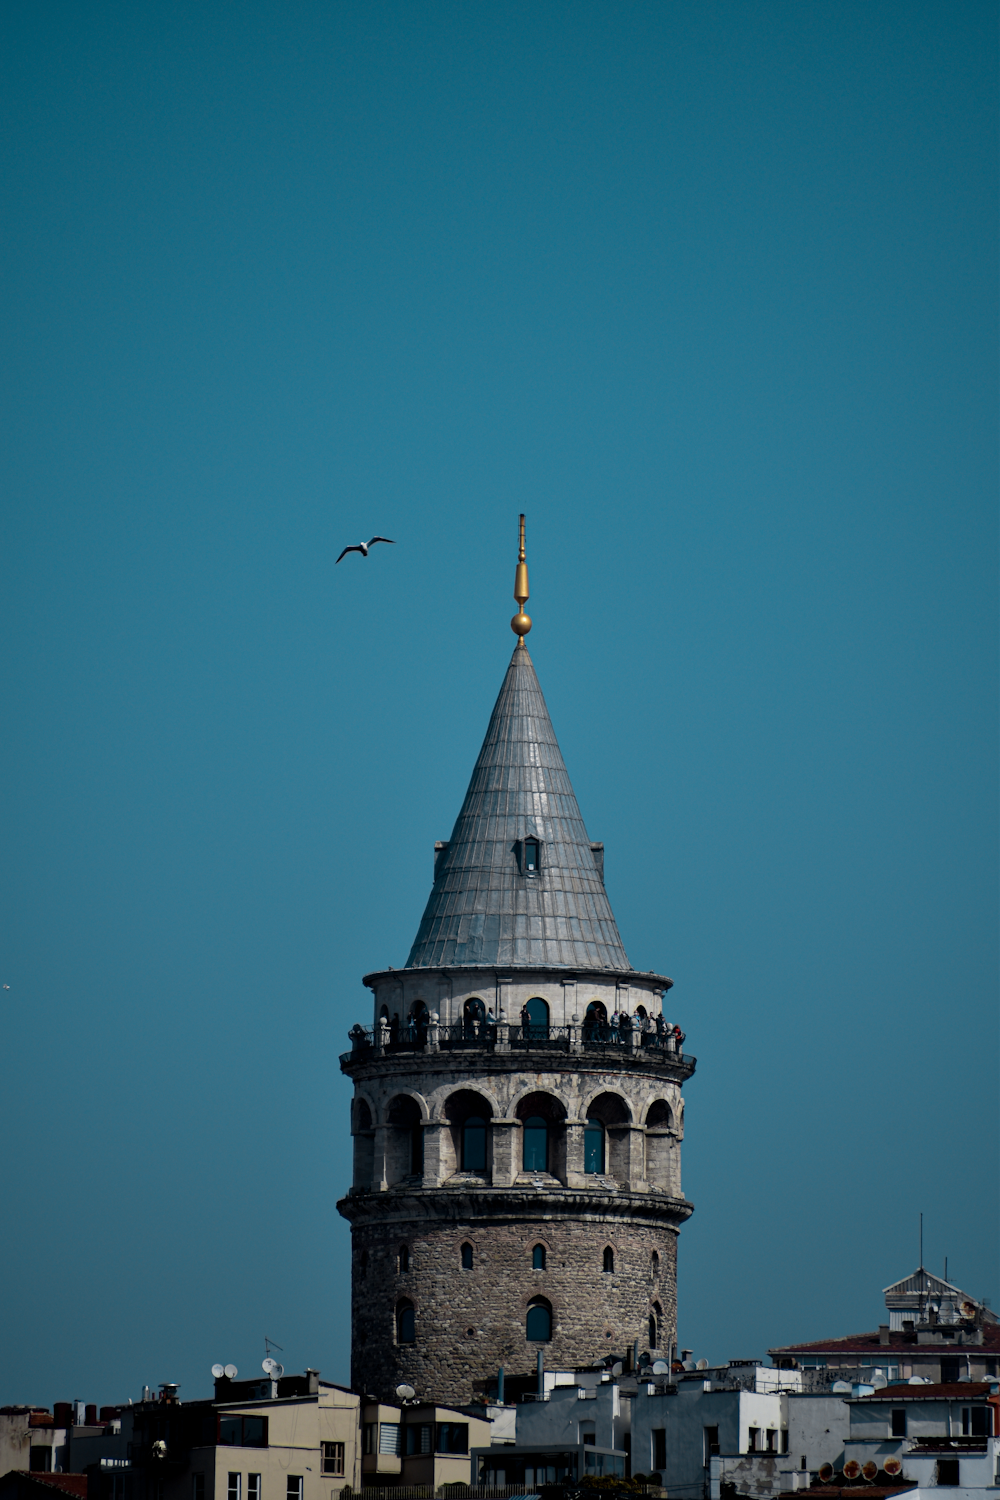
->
xmin=363 ymin=963 xmax=674 ymax=991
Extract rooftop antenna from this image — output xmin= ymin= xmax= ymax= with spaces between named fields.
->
xmin=919 ymin=1212 xmax=923 ymax=1269
xmin=944 ymin=1256 xmax=948 ymax=1284
xmin=511 ymin=515 xmax=531 ymax=644
xmin=264 ymin=1337 xmax=283 ymax=1359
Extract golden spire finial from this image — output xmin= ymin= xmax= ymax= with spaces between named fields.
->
xmin=511 ymin=513 xmax=532 ymax=643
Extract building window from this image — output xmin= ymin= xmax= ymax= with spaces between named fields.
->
xmin=362 ymin=1424 xmax=375 ymax=1456
xmin=192 ymin=1476 xmax=205 ymax=1500
xmin=286 ymin=1480 xmax=303 ymax=1500
xmin=435 ymin=1423 xmax=468 ymax=1455
xmin=962 ymin=1407 xmax=989 ymax=1437
xmin=652 ymin=1429 xmax=667 ymax=1471
xmin=462 ymin=1116 xmax=488 ymax=1170
xmin=651 ymin=1250 xmax=660 ymax=1274
xmin=397 ymin=1300 xmax=416 ymax=1344
xmin=747 ymin=1430 xmax=760 ymax=1453
xmin=523 ymin=1116 xmax=549 ymax=1172
xmin=941 ymin=1358 xmax=961 ymax=1383
xmin=522 ymin=838 xmax=540 ymax=873
xmin=219 ymin=1416 xmax=267 ymax=1448
xmin=229 ymin=1476 xmax=241 ymax=1500
xmin=936 ymin=1460 xmax=960 ymax=1487
xmin=524 ymin=997 xmax=550 ymax=1039
xmin=603 ymin=1247 xmax=614 ymax=1273
xmin=404 ymin=1425 xmax=432 ymax=1456
xmin=461 ymin=1242 xmax=474 ymax=1270
xmin=378 ymin=1424 xmax=401 ymax=1456
xmin=322 ymin=1443 xmax=344 ymax=1476
xmin=399 ymin=1245 xmax=410 ymax=1273
xmin=532 ymin=1243 xmax=546 ymax=1270
xmin=29 ymin=1450 xmax=52 ymax=1474
xmin=765 ymin=1430 xmax=777 ymax=1453
xmin=891 ymin=1409 xmax=906 ymax=1438
xmin=584 ymin=1121 xmax=605 ymax=1174
xmin=247 ymin=1477 xmax=260 ymax=1500
xmin=526 ymin=1297 xmax=552 ymax=1342
xmin=704 ymin=1427 xmax=719 ymax=1463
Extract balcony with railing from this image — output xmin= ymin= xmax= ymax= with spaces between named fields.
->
xmin=340 ymin=1019 xmax=695 ymax=1076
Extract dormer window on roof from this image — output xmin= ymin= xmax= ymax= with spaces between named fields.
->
xmin=522 ymin=837 xmax=540 ymax=874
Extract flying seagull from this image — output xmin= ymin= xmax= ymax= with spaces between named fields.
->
xmin=335 ymin=536 xmax=395 ymax=564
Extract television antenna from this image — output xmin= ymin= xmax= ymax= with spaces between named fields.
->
xmin=264 ymin=1337 xmax=284 ymax=1359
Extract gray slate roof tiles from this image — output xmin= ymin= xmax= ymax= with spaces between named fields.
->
xmin=405 ymin=641 xmax=632 ymax=971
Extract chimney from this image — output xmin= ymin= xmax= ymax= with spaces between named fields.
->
xmin=306 ymin=1369 xmax=319 ymax=1395
xmin=53 ymin=1404 xmax=72 ymax=1429
xmin=879 ymin=1326 xmax=890 ymax=1346
xmin=85 ymin=1406 xmax=97 ymax=1426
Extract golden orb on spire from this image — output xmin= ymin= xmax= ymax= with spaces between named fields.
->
xmin=511 ymin=513 xmax=532 ymax=641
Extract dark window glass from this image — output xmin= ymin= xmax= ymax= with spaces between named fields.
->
xmin=525 ymin=997 xmax=550 ymax=1038
xmin=219 ymin=1417 xmax=267 ymax=1449
xmin=523 ymin=839 xmax=539 ymax=872
xmin=653 ymin=1429 xmax=667 ymax=1470
xmin=941 ymin=1358 xmax=961 ymax=1383
xmin=247 ymin=1477 xmax=259 ymax=1500
xmin=936 ymin=1460 xmax=959 ymax=1487
xmin=584 ymin=1122 xmax=605 ymax=1173
xmin=29 ymin=1450 xmax=52 ymax=1474
xmin=397 ymin=1302 xmax=416 ymax=1344
xmin=228 ymin=1476 xmax=240 ymax=1500
xmin=399 ymin=1245 xmax=410 ymax=1273
xmin=286 ymin=1479 xmax=303 ymax=1500
xmin=526 ymin=1299 xmax=552 ymax=1342
xmin=411 ymin=1125 xmax=424 ymax=1175
xmin=462 ymin=1116 xmax=488 ymax=1170
xmin=436 ymin=1423 xmax=469 ymax=1454
xmin=193 ymin=1476 xmax=206 ymax=1500
xmin=523 ymin=1116 xmax=548 ymax=1172
xmin=704 ymin=1427 xmax=719 ymax=1462
xmin=404 ymin=1425 xmax=432 ymax=1456
xmin=603 ymin=1247 xmax=614 ymax=1273
xmin=891 ymin=1410 xmax=906 ymax=1438
xmin=461 ymin=1242 xmax=474 ymax=1270
xmin=970 ymin=1407 xmax=989 ymax=1437
xmin=649 ymin=1314 xmax=657 ymax=1347
xmin=532 ymin=1244 xmax=546 ymax=1270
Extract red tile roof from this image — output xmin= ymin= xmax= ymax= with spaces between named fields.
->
xmin=770 ymin=1325 xmax=1000 ymax=1355
xmin=2 ymin=1476 xmax=89 ymax=1499
xmin=853 ymin=1382 xmax=995 ymax=1400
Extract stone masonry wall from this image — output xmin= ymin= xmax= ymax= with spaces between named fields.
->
xmin=348 ymin=1194 xmax=680 ymax=1406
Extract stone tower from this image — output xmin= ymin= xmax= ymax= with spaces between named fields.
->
xmin=338 ymin=523 xmax=695 ymax=1406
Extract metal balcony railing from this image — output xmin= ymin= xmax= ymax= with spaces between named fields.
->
xmin=341 ymin=1021 xmax=694 ymax=1073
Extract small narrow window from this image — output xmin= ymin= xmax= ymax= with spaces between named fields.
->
xmin=532 ymin=1243 xmax=546 ymax=1270
xmin=747 ymin=1430 xmax=760 ymax=1454
xmin=651 ymin=1250 xmax=660 ymax=1274
xmin=461 ymin=1242 xmax=474 ymax=1270
xmin=603 ymin=1247 xmax=615 ymax=1273
xmin=584 ymin=1121 xmax=605 ymax=1173
xmin=397 ymin=1300 xmax=416 ymax=1344
xmin=891 ymin=1409 xmax=906 ymax=1438
xmin=523 ymin=838 xmax=540 ymax=873
xmin=526 ymin=1297 xmax=552 ymax=1342
xmin=192 ymin=1477 xmax=206 ymax=1500
xmin=652 ymin=1429 xmax=667 ymax=1470
xmin=229 ymin=1476 xmax=241 ymax=1500
xmin=399 ymin=1245 xmax=410 ymax=1273
xmin=462 ymin=1116 xmax=488 ymax=1170
xmin=247 ymin=1478 xmax=260 ymax=1500
xmin=286 ymin=1481 xmax=303 ymax=1500
xmin=648 ymin=1313 xmax=657 ymax=1347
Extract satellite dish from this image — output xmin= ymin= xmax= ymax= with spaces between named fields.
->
xmin=960 ymin=1300 xmax=977 ymax=1320
xmin=862 ymin=1461 xmax=878 ymax=1482
xmin=818 ymin=1465 xmax=834 ymax=1484
xmin=652 ymin=1361 xmax=669 ymax=1374
xmin=884 ymin=1459 xmax=902 ymax=1477
xmin=611 ymin=1362 xmax=623 ymax=1376
xmin=908 ymin=1376 xmax=929 ymax=1385
xmin=262 ymin=1359 xmax=276 ymax=1375
xmin=696 ymin=1358 xmax=709 ymax=1371
xmin=211 ymin=1365 xmax=224 ymax=1379
xmin=224 ymin=1364 xmax=238 ymax=1379
xmin=831 ymin=1380 xmax=852 ymax=1393
xmin=395 ymin=1383 xmax=415 ymax=1401
xmin=682 ymin=1359 xmax=695 ymax=1371
xmin=870 ymin=1373 xmax=887 ymax=1390
xmin=272 ymin=1364 xmax=283 ymax=1379
xmin=843 ymin=1460 xmax=861 ymax=1481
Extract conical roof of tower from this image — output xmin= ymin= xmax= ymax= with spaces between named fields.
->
xmin=405 ymin=642 xmax=632 ymax=971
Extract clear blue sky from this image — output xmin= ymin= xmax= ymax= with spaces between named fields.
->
xmin=1 ymin=0 xmax=996 ymax=1409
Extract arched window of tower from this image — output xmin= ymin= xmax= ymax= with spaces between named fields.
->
xmin=585 ymin=1093 xmax=631 ymax=1180
xmin=635 ymin=1004 xmax=647 ymax=1019
xmin=386 ymin=1095 xmax=424 ymax=1183
xmin=396 ymin=1300 xmax=416 ymax=1345
xmin=603 ymin=1246 xmax=615 ymax=1274
xmin=583 ymin=1120 xmax=605 ymax=1174
xmin=515 ymin=1091 xmax=566 ymax=1180
xmin=583 ymin=1000 xmax=608 ymax=1040
xmin=645 ymin=1098 xmax=675 ymax=1191
xmin=524 ymin=996 xmax=549 ymax=1039
xmin=398 ymin=1245 xmax=410 ymax=1274
xmin=352 ymin=1098 xmax=375 ymax=1190
xmin=444 ymin=1089 xmax=494 ymax=1178
xmin=407 ymin=1000 xmax=429 ymax=1045
xmin=460 ymin=1242 xmax=474 ymax=1270
xmin=526 ymin=1297 xmax=552 ymax=1342
xmin=651 ymin=1249 xmax=660 ymax=1276
xmin=532 ymin=1243 xmax=546 ymax=1270
xmin=649 ymin=1300 xmax=663 ymax=1349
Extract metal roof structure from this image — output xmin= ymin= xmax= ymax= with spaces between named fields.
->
xmin=405 ymin=641 xmax=632 ymax=972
